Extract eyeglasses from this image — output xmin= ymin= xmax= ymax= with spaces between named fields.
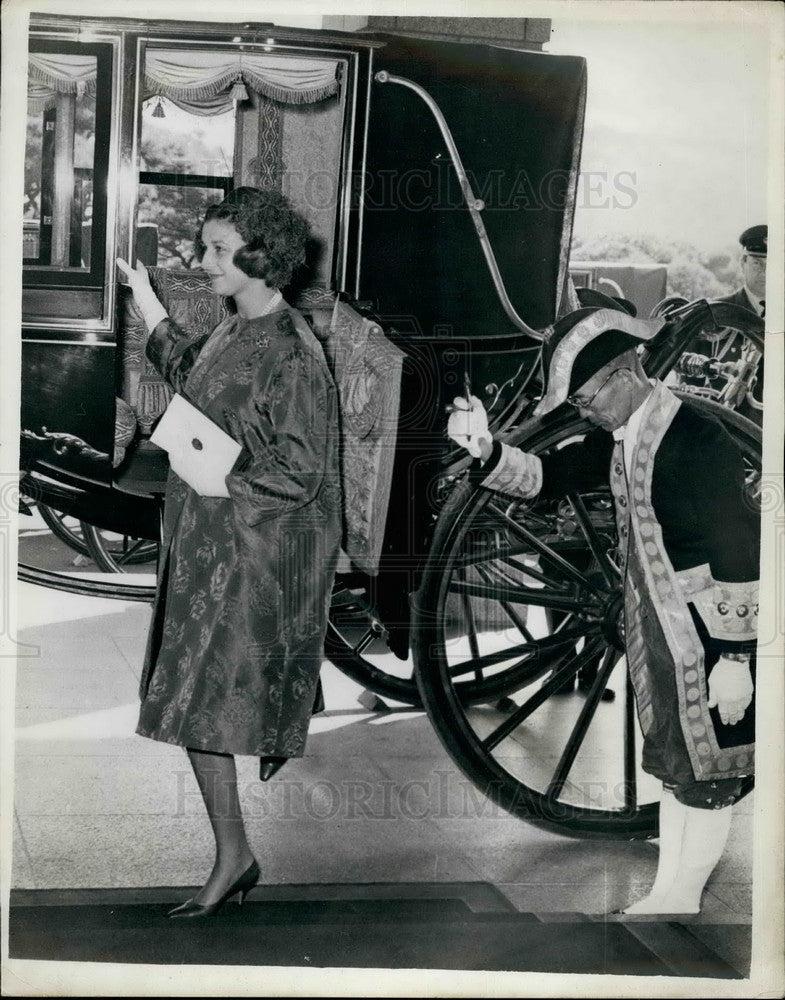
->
xmin=566 ymin=369 xmax=619 ymax=409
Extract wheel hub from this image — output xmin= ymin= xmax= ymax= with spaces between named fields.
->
xmin=601 ymin=591 xmax=625 ymax=651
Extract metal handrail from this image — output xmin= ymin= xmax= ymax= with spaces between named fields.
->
xmin=374 ymin=70 xmax=542 ymax=341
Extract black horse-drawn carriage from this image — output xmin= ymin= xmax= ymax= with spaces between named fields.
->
xmin=17 ymin=12 xmax=763 ymax=841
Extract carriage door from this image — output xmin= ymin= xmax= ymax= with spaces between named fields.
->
xmin=355 ymin=34 xmax=587 ymax=595
xmin=360 ymin=34 xmax=587 ymax=342
xmin=21 ymin=33 xmax=120 ymax=485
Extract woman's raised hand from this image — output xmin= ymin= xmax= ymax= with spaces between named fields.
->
xmin=117 ymin=257 xmax=154 ymax=296
xmin=447 ymin=395 xmax=492 ymax=459
xmin=116 ymin=258 xmax=168 ymax=331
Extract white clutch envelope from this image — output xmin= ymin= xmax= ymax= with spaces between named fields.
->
xmin=151 ymin=393 xmax=242 ymax=498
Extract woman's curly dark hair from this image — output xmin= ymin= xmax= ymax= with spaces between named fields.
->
xmin=195 ymin=187 xmax=309 ymax=289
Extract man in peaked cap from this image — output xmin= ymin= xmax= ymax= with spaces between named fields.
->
xmin=721 ymin=224 xmax=767 ymax=317
xmin=720 ymin=226 xmax=767 ymax=421
xmin=447 ymin=303 xmax=759 ymax=915
xmin=687 ymin=225 xmax=767 ymax=424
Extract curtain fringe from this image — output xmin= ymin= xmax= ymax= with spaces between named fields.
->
xmin=28 ymin=61 xmax=97 ymax=96
xmin=143 ymin=70 xmax=239 ymax=103
xmin=143 ymin=72 xmax=337 ymax=108
xmin=28 ymin=94 xmax=59 ymax=114
xmin=248 ymin=77 xmax=338 ymax=105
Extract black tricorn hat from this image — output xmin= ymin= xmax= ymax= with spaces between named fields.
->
xmin=576 ymin=286 xmax=637 ymax=317
xmin=739 ymin=224 xmax=767 ymax=255
xmin=534 ymin=305 xmax=666 ymax=416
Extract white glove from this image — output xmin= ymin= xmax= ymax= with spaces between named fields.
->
xmin=447 ymin=395 xmax=492 ymax=459
xmin=116 ymin=258 xmax=168 ymax=332
xmin=707 ymin=656 xmax=753 ymax=726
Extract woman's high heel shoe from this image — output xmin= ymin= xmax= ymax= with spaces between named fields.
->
xmin=167 ymin=860 xmax=260 ymax=920
xmin=259 ymin=755 xmax=287 ymax=781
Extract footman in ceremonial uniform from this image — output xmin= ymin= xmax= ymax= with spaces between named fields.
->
xmin=448 ymin=302 xmax=759 ymax=915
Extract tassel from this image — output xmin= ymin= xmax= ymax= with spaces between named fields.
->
xmin=229 ymin=74 xmax=249 ymax=103
xmin=152 ymin=96 xmax=165 ymax=118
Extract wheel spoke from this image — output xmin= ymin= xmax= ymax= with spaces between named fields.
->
xmin=623 ymin=669 xmax=638 ymax=813
xmin=449 ymin=579 xmax=597 ymax=614
xmin=452 ymin=617 xmax=602 ymax=696
xmin=111 ymin=537 xmax=150 ymax=566
xmin=475 ymin=563 xmax=536 ymax=642
xmin=498 ymin=553 xmax=577 ymax=592
xmin=566 ymin=492 xmax=619 ymax=587
xmin=481 ymin=636 xmax=606 ymax=751
xmin=545 ymin=645 xmax=619 ymax=800
xmin=353 ymin=627 xmax=378 ymax=655
xmin=496 ymin=603 xmax=534 ymax=641
xmin=488 ymin=500 xmax=604 ymax=595
xmin=477 ymin=554 xmax=574 ymax=599
xmin=456 ymin=568 xmax=483 ymax=681
xmin=447 ymin=623 xmax=596 ymax=680
xmin=458 ymin=543 xmax=566 ymax=586
xmin=459 ymin=539 xmax=595 ymax=591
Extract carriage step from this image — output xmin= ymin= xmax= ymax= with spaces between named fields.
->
xmin=357 ymin=690 xmax=392 ymax=713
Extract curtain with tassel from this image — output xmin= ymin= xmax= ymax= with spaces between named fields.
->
xmin=27 ymin=53 xmax=98 ymax=113
xmin=27 ymin=49 xmax=340 ymax=116
xmin=143 ymin=49 xmax=339 ymax=115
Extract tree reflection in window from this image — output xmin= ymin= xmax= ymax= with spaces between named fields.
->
xmin=138 ymin=97 xmax=235 ymax=269
xmin=24 ymin=54 xmax=97 ymax=268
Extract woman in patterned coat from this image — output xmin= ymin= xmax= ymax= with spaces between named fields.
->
xmin=117 ymin=188 xmax=341 ymax=919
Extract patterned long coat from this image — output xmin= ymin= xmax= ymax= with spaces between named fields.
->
xmin=136 ymin=305 xmax=342 ymax=757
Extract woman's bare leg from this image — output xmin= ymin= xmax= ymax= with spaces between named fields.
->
xmin=187 ymin=748 xmax=256 ymax=905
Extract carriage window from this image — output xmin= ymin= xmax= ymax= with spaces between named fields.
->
xmin=23 ymin=39 xmax=113 ymax=323
xmin=138 ymin=47 xmax=346 ymax=285
xmin=138 ymin=99 xmax=234 ymax=268
xmin=25 ymin=52 xmax=98 ymax=269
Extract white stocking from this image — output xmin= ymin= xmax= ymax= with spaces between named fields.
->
xmin=624 ymin=787 xmax=732 ymax=914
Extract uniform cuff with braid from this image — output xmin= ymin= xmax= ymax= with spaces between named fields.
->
xmin=471 ymin=441 xmax=543 ymax=498
xmin=692 ymin=579 xmax=758 ymax=642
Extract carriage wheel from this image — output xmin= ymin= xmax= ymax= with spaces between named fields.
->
xmin=413 ymin=397 xmax=761 ymax=838
xmin=324 ymin=561 xmax=556 ymax=707
xmin=648 ymin=300 xmax=764 ymax=421
xmin=37 ymin=504 xmax=92 ymax=557
xmin=80 ymin=522 xmax=159 ymax=573
xmin=325 ymin=574 xmax=424 ymax=704
xmin=327 ymin=305 xmax=764 ymax=708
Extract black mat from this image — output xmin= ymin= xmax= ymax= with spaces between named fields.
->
xmin=9 ymin=886 xmax=746 ymax=977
